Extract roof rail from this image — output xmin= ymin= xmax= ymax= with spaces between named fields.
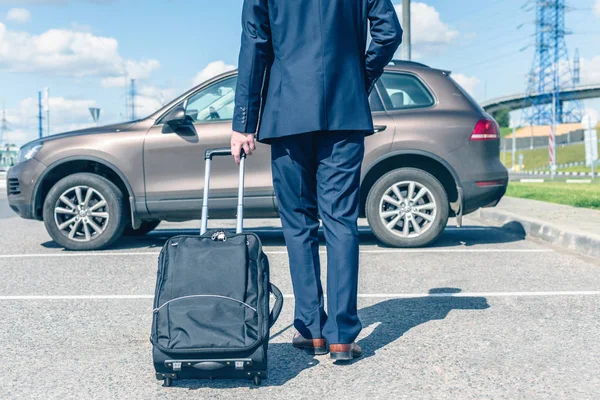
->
xmin=389 ymin=60 xmax=431 ymax=68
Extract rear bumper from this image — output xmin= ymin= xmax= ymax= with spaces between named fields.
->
xmin=6 ymin=159 xmax=45 ymax=220
xmin=451 ymin=153 xmax=508 ymax=215
xmin=461 ymin=181 xmax=507 ymax=215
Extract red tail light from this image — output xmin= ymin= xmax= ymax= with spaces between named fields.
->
xmin=470 ymin=119 xmax=499 ymax=141
xmin=475 ymin=179 xmax=507 ymax=187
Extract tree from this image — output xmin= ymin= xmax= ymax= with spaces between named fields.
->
xmin=493 ymin=108 xmax=510 ymax=128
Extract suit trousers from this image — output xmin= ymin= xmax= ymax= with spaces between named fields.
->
xmin=270 ymin=130 xmax=365 ymax=344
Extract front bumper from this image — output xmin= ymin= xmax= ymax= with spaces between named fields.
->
xmin=6 ymin=158 xmax=46 ymax=219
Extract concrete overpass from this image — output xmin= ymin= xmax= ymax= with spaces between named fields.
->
xmin=481 ymin=84 xmax=600 ymax=114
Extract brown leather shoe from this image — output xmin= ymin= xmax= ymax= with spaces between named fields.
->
xmin=330 ymin=343 xmax=362 ymax=361
xmin=292 ymin=332 xmax=328 ymax=355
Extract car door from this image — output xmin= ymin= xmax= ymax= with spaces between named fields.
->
xmin=363 ymin=84 xmax=398 ymax=171
xmin=143 ymin=75 xmax=276 ymax=220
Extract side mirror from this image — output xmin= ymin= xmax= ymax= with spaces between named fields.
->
xmin=162 ymin=103 xmax=195 ymax=134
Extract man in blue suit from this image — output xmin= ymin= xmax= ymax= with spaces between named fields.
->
xmin=231 ymin=0 xmax=402 ymax=361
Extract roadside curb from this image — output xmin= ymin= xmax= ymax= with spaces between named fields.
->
xmin=476 ymin=208 xmax=600 ymax=259
xmin=514 ymin=171 xmax=597 ymax=177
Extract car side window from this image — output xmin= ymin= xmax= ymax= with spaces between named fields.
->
xmin=184 ymin=77 xmax=237 ymax=123
xmin=379 ymin=72 xmax=434 ymax=110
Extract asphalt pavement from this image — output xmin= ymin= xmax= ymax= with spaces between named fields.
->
xmin=1 ymin=191 xmax=599 ymax=399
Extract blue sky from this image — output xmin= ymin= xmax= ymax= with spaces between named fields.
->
xmin=1 ymin=0 xmax=599 ymax=144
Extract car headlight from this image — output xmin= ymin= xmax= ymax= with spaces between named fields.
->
xmin=16 ymin=143 xmax=43 ymax=164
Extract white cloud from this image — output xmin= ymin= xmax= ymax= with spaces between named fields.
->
xmin=101 ymin=59 xmax=161 ymax=88
xmin=452 ymin=73 xmax=480 ymax=96
xmin=580 ymin=56 xmax=600 ymax=84
xmin=4 ymin=96 xmax=98 ymax=144
xmin=0 ymin=22 xmax=160 ymax=82
xmin=393 ymin=2 xmax=459 ymax=58
xmin=5 ymin=8 xmax=31 ymax=24
xmin=192 ymin=61 xmax=236 ymax=86
xmin=2 ymin=87 xmax=180 ymax=145
xmin=134 ymin=85 xmax=178 ymax=117
xmin=595 ymin=0 xmax=600 ymax=16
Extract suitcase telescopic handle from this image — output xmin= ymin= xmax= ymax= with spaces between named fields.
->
xmin=201 ymin=148 xmax=246 ymax=235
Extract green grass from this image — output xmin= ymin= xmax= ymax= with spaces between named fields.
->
xmin=558 ymin=165 xmax=596 ymax=173
xmin=506 ymin=182 xmax=600 ymax=210
xmin=500 ymin=142 xmax=593 ymax=170
xmin=500 ymin=127 xmax=514 ymax=138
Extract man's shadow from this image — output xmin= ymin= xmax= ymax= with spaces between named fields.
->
xmin=177 ymin=288 xmax=489 ymax=388
xmin=343 ymin=288 xmax=490 ymax=364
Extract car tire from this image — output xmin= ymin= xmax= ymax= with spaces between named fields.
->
xmin=366 ymin=167 xmax=449 ymax=248
xmin=123 ymin=220 xmax=161 ymax=236
xmin=43 ymin=173 xmax=127 ymax=251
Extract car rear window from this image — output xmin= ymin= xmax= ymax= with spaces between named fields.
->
xmin=379 ymin=72 xmax=435 ymax=110
xmin=448 ymin=75 xmax=485 ymax=112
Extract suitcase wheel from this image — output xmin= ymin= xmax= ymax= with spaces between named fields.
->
xmin=253 ymin=376 xmax=261 ymax=386
xmin=163 ymin=377 xmax=173 ymax=387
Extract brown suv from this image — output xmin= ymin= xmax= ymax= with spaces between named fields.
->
xmin=6 ymin=61 xmax=507 ymax=251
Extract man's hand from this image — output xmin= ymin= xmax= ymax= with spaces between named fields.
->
xmin=230 ymin=131 xmax=256 ymax=165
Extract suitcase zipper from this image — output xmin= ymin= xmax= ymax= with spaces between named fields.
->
xmin=153 ymin=294 xmax=258 ymax=314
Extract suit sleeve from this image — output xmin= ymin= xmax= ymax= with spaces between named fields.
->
xmin=365 ymin=0 xmax=403 ymax=93
xmin=233 ymin=0 xmax=273 ymax=134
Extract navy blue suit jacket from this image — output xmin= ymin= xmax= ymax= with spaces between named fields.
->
xmin=232 ymin=0 xmax=403 ymax=143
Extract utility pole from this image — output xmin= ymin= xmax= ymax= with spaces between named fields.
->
xmin=573 ymin=48 xmax=580 ymax=85
xmin=129 ymin=79 xmax=136 ymax=121
xmin=0 ymin=104 xmax=8 ymax=144
xmin=38 ymin=91 xmax=43 ymax=139
xmin=550 ymin=92 xmax=557 ymax=179
xmin=402 ymin=0 xmax=412 ymax=61
xmin=44 ymin=87 xmax=50 ymax=137
xmin=511 ymin=118 xmax=517 ymax=172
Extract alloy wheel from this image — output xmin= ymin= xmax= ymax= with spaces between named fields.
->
xmin=378 ymin=180 xmax=437 ymax=238
xmin=53 ymin=186 xmax=110 ymax=242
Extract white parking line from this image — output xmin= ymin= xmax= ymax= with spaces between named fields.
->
xmin=566 ymin=179 xmax=592 ymax=184
xmin=0 ymin=248 xmax=553 ymax=259
xmin=1 ymin=291 xmax=599 ymax=301
xmin=520 ymin=179 xmax=545 ymax=183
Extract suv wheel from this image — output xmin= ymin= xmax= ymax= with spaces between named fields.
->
xmin=123 ymin=220 xmax=161 ymax=236
xmin=366 ymin=168 xmax=449 ymax=248
xmin=43 ymin=173 xmax=127 ymax=251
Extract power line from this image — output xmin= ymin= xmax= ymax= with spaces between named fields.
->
xmin=450 ymin=48 xmax=523 ymax=71
xmin=447 ymin=35 xmax=530 ymax=58
xmin=442 ymin=0 xmax=506 ymax=25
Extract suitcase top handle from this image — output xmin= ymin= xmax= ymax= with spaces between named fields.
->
xmin=205 ymin=147 xmax=247 ymax=160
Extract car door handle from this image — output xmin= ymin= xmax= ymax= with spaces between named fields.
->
xmin=374 ymin=125 xmax=387 ymax=133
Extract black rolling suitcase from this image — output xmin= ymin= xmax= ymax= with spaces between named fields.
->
xmin=151 ymin=148 xmax=284 ymax=387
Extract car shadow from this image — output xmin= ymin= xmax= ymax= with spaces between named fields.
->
xmin=158 ymin=288 xmax=489 ymax=389
xmin=76 ymin=221 xmax=523 ymax=250
xmin=427 ymin=222 xmax=525 ymax=248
